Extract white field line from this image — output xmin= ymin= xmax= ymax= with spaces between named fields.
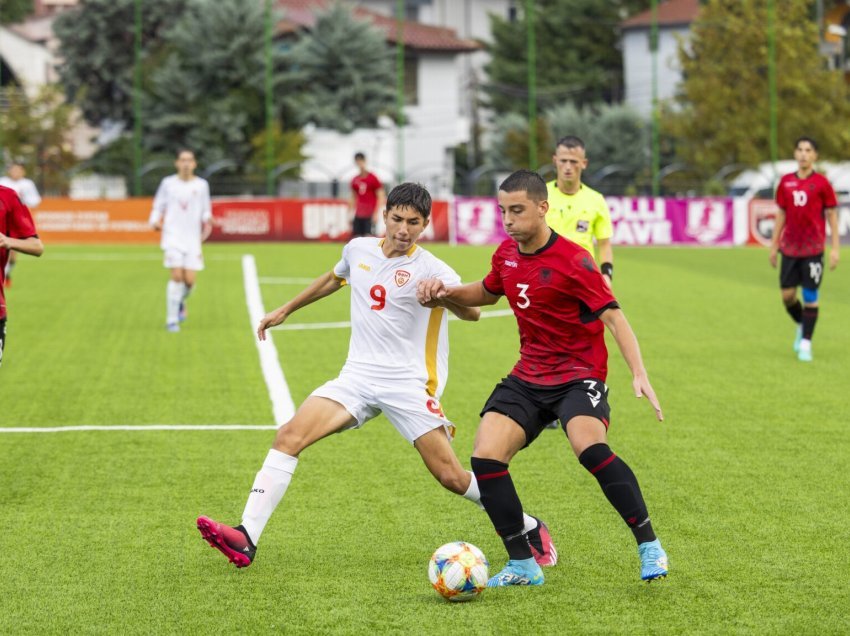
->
xmin=47 ymin=253 xmax=241 ymax=262
xmin=0 ymin=425 xmax=277 ymax=434
xmin=243 ymin=254 xmax=296 ymax=426
xmin=271 ymin=308 xmax=515 ymax=331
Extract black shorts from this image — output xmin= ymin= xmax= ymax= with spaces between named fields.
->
xmin=480 ymin=375 xmax=611 ymax=447
xmin=0 ymin=318 xmax=6 ymax=368
xmin=351 ymin=217 xmax=372 ymax=237
xmin=780 ymin=253 xmax=824 ymax=289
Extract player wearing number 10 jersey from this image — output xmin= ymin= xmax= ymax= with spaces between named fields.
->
xmin=196 ymin=182 xmax=556 ymax=569
xmin=770 ymin=136 xmax=840 ymax=362
xmin=418 ymin=170 xmax=668 ymax=585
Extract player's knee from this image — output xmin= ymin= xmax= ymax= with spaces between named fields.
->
xmin=435 ymin=467 xmax=468 ymax=495
xmin=781 ymin=289 xmax=797 ymax=305
xmin=272 ymin=424 xmax=306 ymax=456
xmin=802 ymin=287 xmax=818 ymax=304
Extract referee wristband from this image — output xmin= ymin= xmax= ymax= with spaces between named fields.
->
xmin=600 ymin=262 xmax=614 ymax=280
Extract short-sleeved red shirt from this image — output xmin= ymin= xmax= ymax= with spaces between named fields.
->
xmin=483 ymin=232 xmax=618 ymax=385
xmin=775 ymin=171 xmax=837 ymax=257
xmin=351 ymin=172 xmax=383 ymax=219
xmin=1 ymin=185 xmax=38 ymax=319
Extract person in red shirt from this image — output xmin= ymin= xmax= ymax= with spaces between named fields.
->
xmin=417 ymin=170 xmax=667 ymax=586
xmin=770 ymin=136 xmax=840 ymax=362
xmin=349 ymin=152 xmax=385 ymax=237
xmin=0 ymin=185 xmax=44 ymax=367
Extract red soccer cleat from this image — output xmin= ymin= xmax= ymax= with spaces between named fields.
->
xmin=196 ymin=516 xmax=256 ymax=568
xmin=527 ymin=516 xmax=558 ymax=567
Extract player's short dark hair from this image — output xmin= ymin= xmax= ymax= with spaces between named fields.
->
xmin=354 ymin=152 xmax=366 ymax=161
xmin=555 ymin=135 xmax=586 ymax=151
xmin=386 ymin=182 xmax=431 ymax=219
xmin=176 ymin=148 xmax=195 ymax=159
xmin=499 ymin=169 xmax=548 ymax=203
xmin=794 ymin=136 xmax=818 ymax=152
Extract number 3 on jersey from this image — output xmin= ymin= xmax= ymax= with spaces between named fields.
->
xmin=515 ymin=283 xmax=530 ymax=309
xmin=370 ymin=284 xmax=386 ymax=310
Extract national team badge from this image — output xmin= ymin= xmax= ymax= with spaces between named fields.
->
xmin=540 ymin=268 xmax=553 ymax=283
xmin=395 ymin=269 xmax=411 ymax=287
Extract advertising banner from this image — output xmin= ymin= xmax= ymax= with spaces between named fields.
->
xmin=211 ymin=199 xmax=450 ymax=242
xmin=34 ymin=198 xmax=158 ymax=244
xmin=451 ymin=196 xmax=736 ymax=246
xmin=747 ymin=198 xmax=850 ymax=247
xmin=607 ymin=197 xmax=735 ymax=246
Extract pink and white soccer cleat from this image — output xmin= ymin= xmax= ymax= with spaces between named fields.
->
xmin=196 ymin=515 xmax=256 ymax=568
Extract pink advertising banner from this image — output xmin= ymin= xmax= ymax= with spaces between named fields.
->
xmin=452 ymin=196 xmax=736 ymax=246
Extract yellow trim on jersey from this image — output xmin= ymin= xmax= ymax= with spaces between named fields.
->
xmin=545 ymin=181 xmax=613 ymax=259
xmin=331 ymin=272 xmax=347 ymax=287
xmin=377 ymin=238 xmax=418 ymax=257
xmin=424 ymin=307 xmax=444 ymax=396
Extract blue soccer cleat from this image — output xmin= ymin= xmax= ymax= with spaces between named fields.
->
xmin=638 ymin=539 xmax=668 ymax=581
xmin=487 ymin=557 xmax=544 ymax=587
xmin=166 ymin=322 xmax=180 ymax=333
xmin=793 ymin=324 xmax=803 ymax=353
xmin=178 ymin=301 xmax=188 ymax=323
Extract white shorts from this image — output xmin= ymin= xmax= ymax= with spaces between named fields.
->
xmin=163 ymin=248 xmax=204 ymax=271
xmin=311 ymin=371 xmax=456 ymax=445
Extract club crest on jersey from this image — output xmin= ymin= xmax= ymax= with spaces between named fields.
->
xmin=540 ymin=268 xmax=553 ymax=283
xmin=394 ymin=269 xmax=411 ymax=287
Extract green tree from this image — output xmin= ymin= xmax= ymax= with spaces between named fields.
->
xmin=665 ymin=0 xmax=850 ymax=176
xmin=0 ymin=85 xmax=77 ymax=194
xmin=53 ymin=0 xmax=187 ymax=126
xmin=142 ymin=0 xmax=292 ymax=167
xmin=483 ymin=0 xmax=647 ymax=116
xmin=0 ymin=0 xmax=33 ymax=24
xmin=283 ymin=2 xmax=395 ymax=133
xmin=484 ymin=112 xmax=552 ymax=172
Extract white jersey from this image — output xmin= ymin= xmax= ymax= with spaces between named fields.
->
xmin=0 ymin=177 xmax=41 ymax=208
xmin=333 ymin=237 xmax=462 ymax=397
xmin=149 ymin=175 xmax=212 ymax=252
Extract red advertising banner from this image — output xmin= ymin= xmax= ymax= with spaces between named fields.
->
xmin=747 ymin=198 xmax=850 ymax=247
xmin=211 ymin=199 xmax=450 ymax=242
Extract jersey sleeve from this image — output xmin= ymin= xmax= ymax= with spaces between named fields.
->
xmin=149 ymin=179 xmax=167 ymax=225
xmin=482 ymin=248 xmax=505 ymax=296
xmin=201 ymin=180 xmax=213 ymax=222
xmin=431 ymin=256 xmax=461 ymax=287
xmin=775 ymin=177 xmax=787 ymax=210
xmin=333 ymin=241 xmax=352 ymax=283
xmin=564 ymin=251 xmax=618 ymax=316
xmin=6 ymin=194 xmax=37 ymax=239
xmin=370 ymin=173 xmax=383 ymax=191
xmin=21 ymin=180 xmax=41 ymax=208
xmin=822 ymin=177 xmax=838 ymax=208
xmin=592 ymin=196 xmax=614 ymax=241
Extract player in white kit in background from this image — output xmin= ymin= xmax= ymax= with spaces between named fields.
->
xmin=0 ymin=163 xmax=42 ymax=288
xmin=196 ymin=182 xmax=557 ymax=569
xmin=149 ymin=149 xmax=213 ymax=332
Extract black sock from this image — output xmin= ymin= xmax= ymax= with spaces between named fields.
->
xmin=785 ymin=300 xmax=803 ymax=323
xmin=579 ymin=443 xmax=656 ymax=545
xmin=802 ymin=306 xmax=818 ymax=340
xmin=470 ymin=457 xmax=532 ymax=560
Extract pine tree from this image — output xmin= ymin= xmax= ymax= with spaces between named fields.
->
xmin=283 ymin=2 xmax=395 ymax=133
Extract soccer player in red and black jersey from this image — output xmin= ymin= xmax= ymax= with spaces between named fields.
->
xmin=417 ymin=170 xmax=668 ymax=585
xmin=770 ymin=136 xmax=840 ymax=362
xmin=0 ymin=185 xmax=44 ymax=367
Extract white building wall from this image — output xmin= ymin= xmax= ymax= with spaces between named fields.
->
xmin=0 ymin=27 xmax=56 ymax=91
xmin=623 ymin=26 xmax=690 ymax=117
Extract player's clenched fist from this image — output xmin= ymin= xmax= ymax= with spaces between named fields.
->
xmin=417 ymin=278 xmax=448 ymax=305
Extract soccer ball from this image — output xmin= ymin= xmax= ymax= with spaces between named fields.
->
xmin=428 ymin=541 xmax=489 ymax=602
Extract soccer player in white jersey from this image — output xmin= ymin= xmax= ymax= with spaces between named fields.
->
xmin=196 ymin=183 xmax=557 ymax=569
xmin=0 ymin=163 xmax=41 ymax=288
xmin=149 ymin=149 xmax=213 ymax=332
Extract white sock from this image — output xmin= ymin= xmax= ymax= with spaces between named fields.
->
xmin=462 ymin=471 xmax=484 ymax=509
xmin=166 ymin=281 xmax=184 ymax=324
xmin=241 ymin=448 xmax=298 ymax=544
xmin=463 ymin=471 xmax=537 ymax=532
xmin=182 ymin=284 xmax=193 ymax=302
xmin=800 ymin=338 xmax=812 ymax=352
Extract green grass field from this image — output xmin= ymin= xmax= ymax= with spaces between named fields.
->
xmin=1 ymin=242 xmax=848 ymax=634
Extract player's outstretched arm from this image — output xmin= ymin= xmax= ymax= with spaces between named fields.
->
xmin=417 ymin=279 xmax=499 ymax=308
xmin=0 ymin=233 xmax=43 ymax=257
xmin=600 ymin=307 xmax=663 ymax=422
xmin=257 ymin=271 xmax=343 ymax=341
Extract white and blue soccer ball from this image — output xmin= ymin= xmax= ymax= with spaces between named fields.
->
xmin=428 ymin=541 xmax=489 ymax=602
